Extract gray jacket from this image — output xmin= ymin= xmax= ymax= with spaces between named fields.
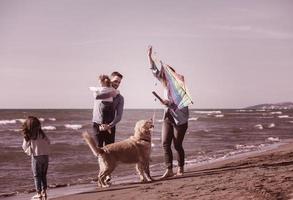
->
xmin=95 ymin=93 xmax=124 ymax=128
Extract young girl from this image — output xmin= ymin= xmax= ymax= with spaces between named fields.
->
xmin=22 ymin=116 xmax=50 ymax=199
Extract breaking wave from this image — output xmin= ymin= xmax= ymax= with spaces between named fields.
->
xmin=64 ymin=124 xmax=83 ymax=130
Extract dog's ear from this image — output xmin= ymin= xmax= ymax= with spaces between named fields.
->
xmin=135 ymin=120 xmax=149 ymax=133
xmin=134 ymin=120 xmax=143 ymax=133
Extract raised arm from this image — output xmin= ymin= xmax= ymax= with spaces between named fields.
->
xmin=95 ymin=87 xmax=117 ymax=100
xmin=148 ymin=46 xmax=161 ymax=79
xmin=148 ymin=46 xmax=155 ymax=68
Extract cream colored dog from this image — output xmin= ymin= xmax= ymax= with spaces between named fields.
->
xmin=82 ymin=119 xmax=154 ymax=187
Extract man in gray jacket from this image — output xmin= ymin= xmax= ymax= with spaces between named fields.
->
xmin=93 ymin=71 xmax=124 ymax=147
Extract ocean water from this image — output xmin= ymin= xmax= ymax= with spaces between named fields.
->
xmin=1 ymin=108 xmax=293 ymax=196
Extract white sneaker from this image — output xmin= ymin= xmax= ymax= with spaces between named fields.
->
xmin=41 ymin=190 xmax=47 ymax=197
xmin=31 ymin=193 xmax=42 ymax=199
xmin=176 ymin=166 xmax=184 ymax=176
xmin=160 ymin=169 xmax=174 ymax=179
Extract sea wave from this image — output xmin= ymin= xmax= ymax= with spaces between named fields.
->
xmin=185 ymin=155 xmax=213 ymax=165
xmin=0 ymin=120 xmax=17 ymax=125
xmin=64 ymin=124 xmax=83 ymax=130
xmin=268 ymin=123 xmax=275 ymax=128
xmin=254 ymin=124 xmax=264 ymax=130
xmin=42 ymin=126 xmax=57 ymax=131
xmin=16 ymin=119 xmax=26 ymax=123
xmin=193 ymin=111 xmax=222 ymax=114
xmin=267 ymin=137 xmax=280 ymax=142
xmin=214 ymin=114 xmax=224 ymax=118
xmin=225 ymin=145 xmax=264 ymax=157
xmin=256 ymin=109 xmax=266 ymax=112
xmin=278 ymin=115 xmax=290 ymax=118
xmin=0 ymin=118 xmax=56 ymax=125
xmin=9 ymin=128 xmax=22 ymax=132
xmin=235 ymin=144 xmax=258 ymax=150
xmin=270 ymin=111 xmax=282 ymax=115
xmin=237 ymin=109 xmax=255 ymax=112
xmin=188 ymin=117 xmax=198 ymax=121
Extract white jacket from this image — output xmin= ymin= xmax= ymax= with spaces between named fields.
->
xmin=22 ymin=136 xmax=50 ymax=156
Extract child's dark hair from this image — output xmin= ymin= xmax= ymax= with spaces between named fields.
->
xmin=22 ymin=116 xmax=46 ymax=141
xmin=99 ymin=75 xmax=111 ymax=87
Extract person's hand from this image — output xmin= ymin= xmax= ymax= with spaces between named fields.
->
xmin=148 ymin=45 xmax=153 ymax=58
xmin=148 ymin=45 xmax=156 ymax=68
xmin=99 ymin=124 xmax=107 ymax=131
xmin=162 ymin=99 xmax=171 ymax=106
xmin=99 ymin=124 xmax=111 ymax=134
xmin=148 ymin=45 xmax=152 ymax=56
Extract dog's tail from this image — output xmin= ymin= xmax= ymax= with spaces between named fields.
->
xmin=82 ymin=131 xmax=104 ymax=156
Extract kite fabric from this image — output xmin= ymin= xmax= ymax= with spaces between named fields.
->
xmin=160 ymin=63 xmax=193 ymax=109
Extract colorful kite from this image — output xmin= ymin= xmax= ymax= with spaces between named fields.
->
xmin=160 ymin=63 xmax=193 ymax=109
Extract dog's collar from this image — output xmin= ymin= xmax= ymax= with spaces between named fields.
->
xmin=140 ymin=138 xmax=151 ymax=143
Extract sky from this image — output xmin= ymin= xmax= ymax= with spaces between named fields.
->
xmin=0 ymin=0 xmax=293 ymax=109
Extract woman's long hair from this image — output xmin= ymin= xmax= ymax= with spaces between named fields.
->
xmin=22 ymin=116 xmax=46 ymax=141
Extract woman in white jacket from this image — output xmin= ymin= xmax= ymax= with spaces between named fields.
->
xmin=22 ymin=116 xmax=50 ymax=199
xmin=148 ymin=46 xmax=189 ymax=178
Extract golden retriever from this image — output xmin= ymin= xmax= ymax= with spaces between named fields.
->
xmin=82 ymin=119 xmax=154 ymax=187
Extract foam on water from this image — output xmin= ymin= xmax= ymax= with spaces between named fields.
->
xmin=278 ymin=115 xmax=289 ymax=118
xmin=188 ymin=117 xmax=198 ymax=121
xmin=64 ymin=124 xmax=83 ymax=130
xmin=270 ymin=111 xmax=282 ymax=115
xmin=267 ymin=137 xmax=280 ymax=142
xmin=42 ymin=126 xmax=57 ymax=131
xmin=193 ymin=110 xmax=222 ymax=114
xmin=268 ymin=123 xmax=275 ymax=128
xmin=9 ymin=129 xmax=22 ymax=132
xmin=237 ymin=109 xmax=255 ymax=112
xmin=254 ymin=124 xmax=264 ymax=130
xmin=256 ymin=109 xmax=266 ymax=112
xmin=16 ymin=119 xmax=26 ymax=123
xmin=0 ymin=120 xmax=17 ymax=125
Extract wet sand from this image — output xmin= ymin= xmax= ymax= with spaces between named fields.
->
xmin=51 ymin=140 xmax=293 ymax=200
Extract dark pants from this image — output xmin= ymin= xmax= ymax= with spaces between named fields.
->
xmin=162 ymin=113 xmax=188 ymax=169
xmin=93 ymin=123 xmax=116 ymax=147
xmin=32 ymin=155 xmax=49 ymax=193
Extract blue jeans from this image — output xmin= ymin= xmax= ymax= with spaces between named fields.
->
xmin=31 ymin=155 xmax=49 ymax=193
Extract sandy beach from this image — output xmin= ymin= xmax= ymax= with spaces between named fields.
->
xmin=51 ymin=141 xmax=293 ymax=200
